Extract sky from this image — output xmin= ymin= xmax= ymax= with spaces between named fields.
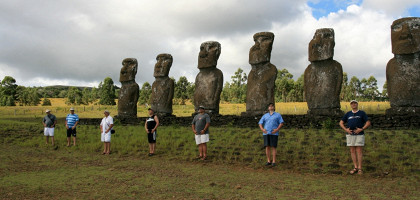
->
xmin=0 ymin=0 xmax=419 ymax=90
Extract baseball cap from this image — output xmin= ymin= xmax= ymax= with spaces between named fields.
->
xmin=350 ymin=100 xmax=358 ymax=104
xmin=70 ymin=107 xmax=75 ymax=111
xmin=45 ymin=109 xmax=51 ymax=113
xmin=104 ymin=110 xmax=110 ymax=114
xmin=199 ymin=106 xmax=205 ymax=109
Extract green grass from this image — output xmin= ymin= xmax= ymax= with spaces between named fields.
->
xmin=1 ymin=119 xmax=418 ymax=176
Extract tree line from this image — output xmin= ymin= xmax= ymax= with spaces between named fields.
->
xmin=0 ymin=70 xmax=387 ymax=106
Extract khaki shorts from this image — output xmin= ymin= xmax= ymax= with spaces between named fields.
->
xmin=346 ymin=134 xmax=365 ymax=146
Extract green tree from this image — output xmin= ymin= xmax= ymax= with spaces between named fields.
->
xmin=0 ymin=76 xmax=17 ymax=106
xmin=28 ymin=87 xmax=40 ymax=106
xmin=287 ymin=74 xmax=304 ymax=102
xmin=348 ymin=76 xmax=361 ymax=100
xmin=275 ymin=69 xmax=294 ymax=102
xmin=42 ymin=94 xmax=52 ymax=106
xmin=175 ymin=76 xmax=191 ymax=105
xmin=361 ymin=76 xmax=379 ymax=101
xmin=66 ymin=87 xmax=83 ymax=105
xmin=99 ymin=78 xmax=116 ymax=105
xmin=82 ymin=88 xmax=91 ymax=105
xmin=138 ymin=82 xmax=152 ymax=105
xmin=382 ymin=81 xmax=388 ymax=100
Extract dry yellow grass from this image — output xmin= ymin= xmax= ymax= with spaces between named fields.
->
xmin=0 ymin=98 xmax=390 ymax=118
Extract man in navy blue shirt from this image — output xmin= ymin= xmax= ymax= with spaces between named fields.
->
xmin=258 ymin=103 xmax=284 ymax=167
xmin=339 ymin=100 xmax=371 ymax=175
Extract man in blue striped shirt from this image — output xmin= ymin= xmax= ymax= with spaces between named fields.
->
xmin=65 ymin=107 xmax=79 ymax=146
xmin=258 ymin=103 xmax=284 ymax=167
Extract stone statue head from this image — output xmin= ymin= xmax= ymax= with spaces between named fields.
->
xmin=308 ymin=28 xmax=335 ymax=62
xmin=154 ymin=53 xmax=173 ymax=77
xmin=391 ymin=17 xmax=420 ymax=55
xmin=120 ymin=58 xmax=138 ymax=82
xmin=249 ymin=32 xmax=275 ymax=65
xmin=198 ymin=41 xmax=221 ymax=69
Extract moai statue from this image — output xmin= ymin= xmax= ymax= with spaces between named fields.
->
xmin=150 ymin=54 xmax=175 ymax=116
xmin=193 ymin=41 xmax=224 ymax=114
xmin=241 ymin=32 xmax=277 ymax=116
xmin=118 ymin=58 xmax=139 ymax=118
xmin=386 ymin=17 xmax=420 ymax=115
xmin=304 ymin=28 xmax=343 ymax=116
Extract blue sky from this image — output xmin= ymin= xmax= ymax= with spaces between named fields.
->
xmin=309 ymin=0 xmax=419 ymax=19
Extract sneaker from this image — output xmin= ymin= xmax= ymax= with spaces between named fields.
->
xmin=148 ymin=153 xmax=153 ymax=156
xmin=265 ymin=162 xmax=272 ymax=166
xmin=271 ymin=163 xmax=276 ymax=167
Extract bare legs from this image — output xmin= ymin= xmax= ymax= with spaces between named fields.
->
xmin=45 ymin=136 xmax=54 ymax=146
xmin=103 ymin=142 xmax=110 ymax=155
xmin=350 ymin=146 xmax=363 ymax=173
xmin=149 ymin=143 xmax=156 ymax=154
xmin=198 ymin=143 xmax=207 ymax=160
xmin=265 ymin=146 xmax=277 ymax=163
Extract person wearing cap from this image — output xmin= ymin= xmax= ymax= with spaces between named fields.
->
xmin=100 ymin=110 xmax=113 ymax=155
xmin=258 ymin=103 xmax=284 ymax=167
xmin=65 ymin=107 xmax=79 ymax=146
xmin=42 ymin=109 xmax=57 ymax=146
xmin=340 ymin=100 xmax=371 ymax=175
xmin=191 ymin=106 xmax=211 ymax=160
xmin=145 ymin=108 xmax=159 ymax=156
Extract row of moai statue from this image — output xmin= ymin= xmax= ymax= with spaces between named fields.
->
xmin=117 ymin=17 xmax=419 ymax=118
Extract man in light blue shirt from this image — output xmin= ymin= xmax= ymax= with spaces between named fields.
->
xmin=65 ymin=107 xmax=79 ymax=146
xmin=258 ymin=103 xmax=284 ymax=167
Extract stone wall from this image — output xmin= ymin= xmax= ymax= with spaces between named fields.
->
xmin=78 ymin=114 xmax=419 ymax=129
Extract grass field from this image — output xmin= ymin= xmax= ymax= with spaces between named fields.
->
xmin=0 ymin=98 xmax=391 ymax=118
xmin=0 ymin=117 xmax=419 ymax=199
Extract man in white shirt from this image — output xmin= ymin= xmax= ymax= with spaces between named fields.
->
xmin=100 ymin=110 xmax=114 ymax=155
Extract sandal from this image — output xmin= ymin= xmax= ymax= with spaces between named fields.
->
xmin=201 ymin=156 xmax=207 ymax=161
xmin=349 ymin=168 xmax=358 ymax=174
xmin=196 ymin=155 xmax=203 ymax=159
xmin=357 ymin=169 xmax=363 ymax=175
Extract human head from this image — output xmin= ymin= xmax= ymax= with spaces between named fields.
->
xmin=104 ymin=110 xmax=110 ymax=117
xmin=350 ymin=100 xmax=358 ymax=109
xmin=249 ymin=32 xmax=275 ymax=65
xmin=70 ymin=107 xmax=75 ymax=114
xmin=308 ymin=28 xmax=335 ymax=62
xmin=267 ymin=103 xmax=275 ymax=112
xmin=148 ymin=108 xmax=154 ymax=115
xmin=120 ymin=58 xmax=138 ymax=82
xmin=391 ymin=17 xmax=420 ymax=55
xmin=198 ymin=41 xmax=221 ymax=69
xmin=45 ymin=109 xmax=51 ymax=114
xmin=198 ymin=106 xmax=205 ymax=113
xmin=154 ymin=54 xmax=173 ymax=77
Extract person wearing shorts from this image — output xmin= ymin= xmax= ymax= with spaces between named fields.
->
xmin=340 ymin=100 xmax=371 ymax=175
xmin=192 ymin=106 xmax=210 ymax=160
xmin=258 ymin=103 xmax=284 ymax=167
xmin=100 ymin=110 xmax=114 ymax=155
xmin=42 ymin=109 xmax=57 ymax=146
xmin=145 ymin=108 xmax=159 ymax=156
xmin=65 ymin=107 xmax=79 ymax=146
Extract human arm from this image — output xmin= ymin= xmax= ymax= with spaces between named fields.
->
xmin=272 ymin=122 xmax=284 ymax=133
xmin=71 ymin=120 xmax=79 ymax=130
xmin=192 ymin=124 xmax=197 ymax=135
xmin=65 ymin=118 xmax=69 ymax=129
xmin=105 ymin=124 xmax=114 ymax=133
xmin=200 ymin=123 xmax=210 ymax=135
xmin=145 ymin=119 xmax=148 ymax=132
xmin=339 ymin=120 xmax=352 ymax=134
xmin=52 ymin=120 xmax=57 ymax=128
xmin=152 ymin=116 xmax=159 ymax=133
xmin=259 ymin=124 xmax=267 ymax=134
xmin=353 ymin=120 xmax=371 ymax=134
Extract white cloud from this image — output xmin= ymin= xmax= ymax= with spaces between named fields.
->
xmin=362 ymin=0 xmax=420 ymax=16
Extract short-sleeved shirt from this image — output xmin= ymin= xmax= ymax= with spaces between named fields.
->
xmin=66 ymin=114 xmax=79 ymax=128
xmin=43 ymin=114 xmax=57 ymax=127
xmin=100 ymin=116 xmax=114 ymax=133
xmin=258 ymin=112 xmax=284 ymax=136
xmin=192 ymin=113 xmax=210 ymax=134
xmin=341 ymin=110 xmax=369 ymax=135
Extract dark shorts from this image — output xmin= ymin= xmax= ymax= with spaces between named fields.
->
xmin=147 ymin=130 xmax=156 ymax=143
xmin=67 ymin=128 xmax=77 ymax=137
xmin=263 ymin=135 xmax=278 ymax=148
